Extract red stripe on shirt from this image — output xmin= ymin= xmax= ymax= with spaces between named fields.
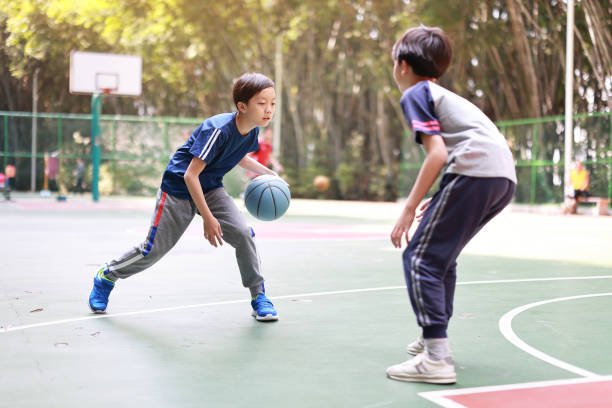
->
xmin=412 ymin=122 xmax=441 ymax=132
xmin=411 ymin=120 xmax=441 ymax=131
xmin=412 ymin=120 xmax=439 ymax=126
xmin=153 ymin=192 xmax=167 ymax=227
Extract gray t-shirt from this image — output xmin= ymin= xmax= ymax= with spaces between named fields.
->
xmin=400 ymin=81 xmax=517 ymax=183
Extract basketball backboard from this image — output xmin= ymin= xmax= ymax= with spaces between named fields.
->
xmin=70 ymin=51 xmax=142 ymax=96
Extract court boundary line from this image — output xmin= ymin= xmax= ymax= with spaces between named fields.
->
xmin=2 ymin=275 xmax=612 ymax=335
xmin=418 ymin=375 xmax=612 ymax=408
xmin=498 ymin=292 xmax=612 ymax=378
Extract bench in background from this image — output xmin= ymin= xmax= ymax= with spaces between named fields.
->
xmin=582 ymin=197 xmax=610 ymax=216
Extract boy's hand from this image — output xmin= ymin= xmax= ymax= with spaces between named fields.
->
xmin=391 ymin=209 xmax=415 ymax=248
xmin=272 ymin=173 xmax=290 ymax=187
xmin=203 ymin=215 xmax=223 ymax=247
xmin=415 ymin=198 xmax=432 ymax=221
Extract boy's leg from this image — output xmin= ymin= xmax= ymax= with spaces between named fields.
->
xmin=104 ymin=190 xmax=195 ymax=280
xmin=89 ymin=190 xmax=195 ymax=312
xmin=204 ymin=188 xmax=265 ymax=296
xmin=388 ymin=175 xmax=514 ymax=383
xmin=204 ymin=188 xmax=277 ymax=321
xmin=443 ymin=261 xmax=457 ymax=326
xmin=403 ymin=175 xmax=515 ymax=337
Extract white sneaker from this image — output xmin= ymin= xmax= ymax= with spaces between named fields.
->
xmin=386 ymin=352 xmax=456 ymax=384
xmin=406 ymin=335 xmax=424 ymax=355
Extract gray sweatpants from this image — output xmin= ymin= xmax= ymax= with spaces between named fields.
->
xmin=103 ymin=188 xmax=265 ymax=297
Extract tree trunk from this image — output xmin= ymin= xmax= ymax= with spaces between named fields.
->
xmin=506 ymin=0 xmax=541 ymax=117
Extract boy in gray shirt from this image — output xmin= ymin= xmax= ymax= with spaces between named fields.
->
xmin=386 ymin=26 xmax=517 ymax=384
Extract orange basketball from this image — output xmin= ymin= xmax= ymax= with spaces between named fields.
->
xmin=313 ymin=175 xmax=330 ymax=192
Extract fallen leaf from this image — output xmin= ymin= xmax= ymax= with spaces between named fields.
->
xmin=29 ymin=308 xmax=43 ymax=313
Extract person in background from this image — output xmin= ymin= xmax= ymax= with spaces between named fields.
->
xmin=563 ymin=160 xmax=590 ymax=214
xmin=75 ymin=158 xmax=85 ymax=194
xmin=3 ymin=164 xmax=16 ymax=200
xmin=247 ymin=126 xmax=284 ymax=178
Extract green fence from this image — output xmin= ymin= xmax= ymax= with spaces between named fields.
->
xmin=498 ymin=113 xmax=612 ymax=204
xmin=1 ymin=110 xmax=611 ymax=203
xmin=0 ymin=111 xmax=257 ymax=198
xmin=400 ymin=112 xmax=612 ymax=205
xmin=0 ymin=111 xmax=196 ymax=196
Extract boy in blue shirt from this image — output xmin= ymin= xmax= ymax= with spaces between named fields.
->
xmin=88 ymin=73 xmax=284 ymax=321
xmin=386 ymin=27 xmax=517 ymax=383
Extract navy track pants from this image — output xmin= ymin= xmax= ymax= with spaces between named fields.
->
xmin=402 ymin=174 xmax=516 ymax=338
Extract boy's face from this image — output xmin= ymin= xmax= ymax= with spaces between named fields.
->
xmin=239 ymin=87 xmax=276 ymax=127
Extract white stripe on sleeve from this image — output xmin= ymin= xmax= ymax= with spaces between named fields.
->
xmin=198 ymin=128 xmax=221 ymax=161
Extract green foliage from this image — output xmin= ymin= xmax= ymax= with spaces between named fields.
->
xmin=1 ymin=0 xmax=610 ymax=202
xmin=101 ymin=159 xmax=161 ymax=196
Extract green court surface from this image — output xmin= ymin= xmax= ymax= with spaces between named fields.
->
xmin=1 ymin=194 xmax=611 ymax=407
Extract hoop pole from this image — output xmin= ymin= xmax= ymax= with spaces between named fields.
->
xmin=91 ymin=93 xmax=103 ymax=202
xmin=30 ymin=68 xmax=39 ymax=192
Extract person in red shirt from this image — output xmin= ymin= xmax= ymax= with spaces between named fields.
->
xmin=248 ymin=127 xmax=283 ymax=178
xmin=3 ymin=164 xmax=16 ymax=200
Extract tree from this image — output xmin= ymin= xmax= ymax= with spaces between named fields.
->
xmin=1 ymin=0 xmax=610 ymax=201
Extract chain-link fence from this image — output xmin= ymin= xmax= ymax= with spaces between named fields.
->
xmin=2 ymin=110 xmax=611 ymax=203
xmin=400 ymin=112 xmax=612 ymax=205
xmin=0 ymin=111 xmax=257 ymax=198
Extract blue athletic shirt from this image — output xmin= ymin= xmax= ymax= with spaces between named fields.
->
xmin=400 ymin=80 xmax=516 ymax=183
xmin=161 ymin=112 xmax=260 ymax=199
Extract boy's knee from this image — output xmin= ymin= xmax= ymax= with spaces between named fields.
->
xmin=234 ymin=226 xmax=255 ymax=245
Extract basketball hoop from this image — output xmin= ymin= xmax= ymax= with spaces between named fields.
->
xmin=69 ymin=51 xmax=142 ymax=203
xmin=69 ymin=51 xmax=141 ymax=97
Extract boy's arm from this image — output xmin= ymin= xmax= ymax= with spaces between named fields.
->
xmin=391 ymin=133 xmax=448 ymax=248
xmin=268 ymin=154 xmax=284 ymax=173
xmin=238 ymin=155 xmax=278 ymax=177
xmin=184 ymin=156 xmax=223 ymax=247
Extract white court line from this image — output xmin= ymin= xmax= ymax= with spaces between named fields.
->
xmin=419 ymin=375 xmax=612 ymax=408
xmin=2 ymin=275 xmax=612 ymax=334
xmin=498 ymin=292 xmax=612 ymax=378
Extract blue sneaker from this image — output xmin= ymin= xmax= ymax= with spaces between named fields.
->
xmin=88 ymin=268 xmax=115 ymax=313
xmin=251 ymin=294 xmax=278 ymax=321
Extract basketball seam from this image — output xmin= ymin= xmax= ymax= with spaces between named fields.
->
xmin=244 ymin=180 xmax=265 ymax=202
xmin=272 ymin=185 xmax=290 ymax=203
xmin=270 ymin=185 xmax=289 ymax=216
xmin=256 ymin=183 xmax=269 ymax=218
xmin=270 ymin=185 xmax=278 ymax=218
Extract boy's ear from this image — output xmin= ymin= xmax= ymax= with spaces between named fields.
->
xmin=237 ymin=101 xmax=247 ymax=113
xmin=399 ymin=60 xmax=411 ymax=76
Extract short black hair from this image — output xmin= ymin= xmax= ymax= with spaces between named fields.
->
xmin=232 ymin=73 xmax=275 ymax=108
xmin=392 ymin=26 xmax=452 ymax=78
